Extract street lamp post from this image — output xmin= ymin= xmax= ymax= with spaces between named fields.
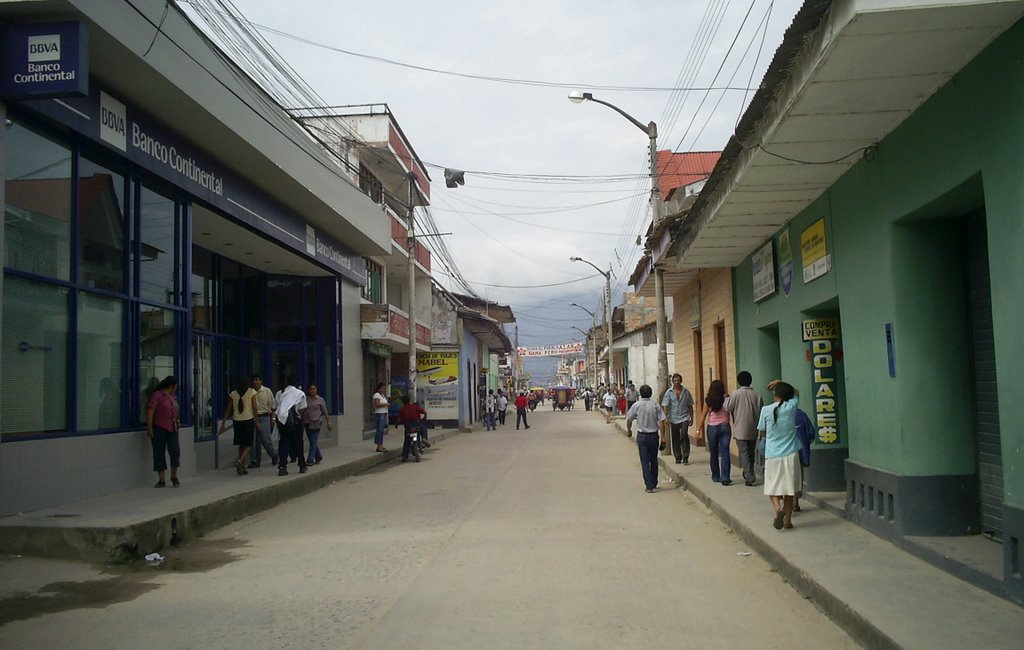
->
xmin=569 ymin=91 xmax=669 ymax=401
xmin=570 ymin=256 xmax=614 ymax=388
xmin=571 ymin=324 xmax=596 ymax=389
xmin=570 ymin=304 xmax=598 ymax=388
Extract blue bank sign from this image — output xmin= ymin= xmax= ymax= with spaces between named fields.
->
xmin=0 ymin=22 xmax=88 ymax=99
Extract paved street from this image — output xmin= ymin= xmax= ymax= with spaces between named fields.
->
xmin=0 ymin=408 xmax=857 ymax=649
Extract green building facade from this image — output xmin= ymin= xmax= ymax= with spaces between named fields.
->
xmin=733 ymin=17 xmax=1024 ymax=603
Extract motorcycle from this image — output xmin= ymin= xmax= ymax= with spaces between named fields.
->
xmin=402 ymin=424 xmax=422 ymax=462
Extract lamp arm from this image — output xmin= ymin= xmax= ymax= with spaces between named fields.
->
xmin=585 ymin=96 xmax=652 ymax=136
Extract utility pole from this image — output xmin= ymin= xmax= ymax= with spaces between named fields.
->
xmin=407 ymin=172 xmax=417 ymax=404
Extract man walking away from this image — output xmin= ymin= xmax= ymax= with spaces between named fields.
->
xmin=514 ymin=391 xmax=530 ymax=429
xmin=250 ymin=374 xmax=278 ymax=468
xmin=728 ymin=370 xmax=764 ymax=486
xmin=275 ymin=377 xmax=307 ymax=476
xmin=497 ymin=390 xmax=508 ymax=426
xmin=485 ymin=389 xmax=497 ymax=431
xmin=662 ymin=373 xmax=695 ymax=464
xmin=626 ymin=384 xmax=668 ymax=492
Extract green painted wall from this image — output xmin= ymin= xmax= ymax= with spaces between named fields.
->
xmin=734 ymin=19 xmax=1024 ymax=508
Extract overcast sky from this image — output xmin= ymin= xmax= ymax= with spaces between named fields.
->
xmin=192 ymin=0 xmax=804 ymax=384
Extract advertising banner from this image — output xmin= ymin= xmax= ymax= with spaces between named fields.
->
xmin=752 ymin=240 xmax=777 ymax=302
xmin=516 ymin=343 xmax=583 ymax=357
xmin=800 ymin=218 xmax=831 ymax=283
xmin=417 ymin=351 xmax=459 ymax=420
xmin=804 ymin=318 xmax=840 ymax=444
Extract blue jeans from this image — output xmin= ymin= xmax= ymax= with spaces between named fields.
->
xmin=305 ymin=425 xmax=322 ymax=464
xmin=374 ymin=413 xmax=387 ymax=446
xmin=637 ymin=432 xmax=660 ymax=490
xmin=707 ymin=423 xmax=732 ymax=482
xmin=485 ymin=411 xmax=496 ymax=430
xmin=251 ymin=414 xmax=276 ymax=464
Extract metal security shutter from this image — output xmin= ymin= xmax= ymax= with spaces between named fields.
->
xmin=965 ymin=215 xmax=1002 ymax=540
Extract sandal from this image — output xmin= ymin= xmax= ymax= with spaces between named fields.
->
xmin=154 ymin=481 xmax=166 ymax=488
xmin=235 ymin=460 xmax=246 ymax=475
xmin=773 ymin=510 xmax=785 ymax=530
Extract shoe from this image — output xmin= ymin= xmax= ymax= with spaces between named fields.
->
xmin=315 ymin=458 xmax=323 ymax=465
xmin=745 ymin=481 xmax=755 ymax=486
xmin=674 ymin=459 xmax=682 ymax=464
xmin=721 ymin=480 xmax=732 ymax=486
xmin=525 ymin=426 xmax=530 ymax=429
xmin=793 ymin=504 xmax=802 ymax=512
xmin=171 ymin=477 xmax=180 ymax=487
xmin=248 ymin=461 xmax=260 ymax=468
xmin=645 ymin=488 xmax=655 ymax=493
xmin=235 ymin=461 xmax=245 ymax=476
xmin=278 ymin=467 xmax=288 ymax=476
xmin=299 ymin=465 xmax=307 ymax=474
xmin=712 ymin=477 xmax=720 ymax=483
xmin=773 ymin=510 xmax=785 ymax=530
xmin=271 ymin=455 xmax=279 ymax=466
xmin=683 ymin=459 xmax=689 ymax=465
xmin=784 ymin=522 xmax=794 ymax=530
xmin=154 ymin=481 xmax=166 ymax=488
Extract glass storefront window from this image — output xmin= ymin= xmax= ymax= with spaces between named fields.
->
xmin=1 ymin=277 xmax=69 ymax=436
xmin=78 ymin=159 xmax=126 ymax=292
xmin=267 ymin=276 xmax=302 ymax=341
xmin=242 ymin=266 xmax=262 ymax=339
xmin=221 ymin=258 xmax=241 ymax=337
xmin=77 ymin=293 xmax=123 ymax=430
xmin=138 ymin=185 xmax=177 ymax=304
xmin=191 ymin=245 xmax=216 ymax=331
xmin=140 ymin=305 xmax=176 ymax=423
xmin=3 ymin=122 xmax=72 ymax=280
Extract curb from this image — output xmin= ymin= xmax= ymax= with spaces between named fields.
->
xmin=0 ymin=429 xmax=463 ymax=564
xmin=606 ymin=415 xmax=900 ymax=650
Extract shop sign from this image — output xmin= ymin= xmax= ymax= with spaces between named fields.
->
xmin=800 ymin=218 xmax=831 ymax=283
xmin=417 ymin=351 xmax=459 ymax=419
xmin=779 ymin=229 xmax=793 ymax=297
xmin=804 ymin=318 xmax=840 ymax=444
xmin=0 ymin=22 xmax=88 ymax=99
xmin=751 ymin=240 xmax=777 ymax=302
xmin=366 ymin=341 xmax=391 ymax=358
xmin=16 ymin=84 xmax=366 ymax=284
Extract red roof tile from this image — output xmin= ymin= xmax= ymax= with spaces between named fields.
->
xmin=655 ymin=150 xmax=721 ymax=201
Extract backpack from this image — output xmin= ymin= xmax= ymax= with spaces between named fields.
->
xmin=283 ymin=403 xmax=302 ymax=435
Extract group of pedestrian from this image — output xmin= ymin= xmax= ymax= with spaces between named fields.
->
xmin=217 ymin=375 xmax=330 ymax=477
xmin=623 ymin=370 xmax=806 ymax=531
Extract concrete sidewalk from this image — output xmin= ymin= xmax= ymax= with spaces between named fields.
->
xmin=605 ymin=413 xmax=1024 ymax=650
xmin=0 ymin=428 xmax=463 ymax=564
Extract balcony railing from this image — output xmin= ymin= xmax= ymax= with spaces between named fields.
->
xmin=389 ymin=212 xmax=432 ymax=272
xmin=360 ymin=303 xmax=430 ymax=346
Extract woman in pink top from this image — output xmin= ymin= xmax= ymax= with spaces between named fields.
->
xmin=146 ymin=376 xmax=180 ymax=488
xmin=698 ymin=379 xmax=733 ymax=485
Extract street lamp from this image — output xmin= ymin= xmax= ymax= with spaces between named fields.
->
xmin=570 ymin=256 xmax=614 ymax=388
xmin=569 ymin=91 xmax=669 ymax=400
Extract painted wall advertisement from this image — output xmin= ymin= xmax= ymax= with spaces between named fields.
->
xmin=417 ymin=351 xmax=459 ymax=420
xmin=800 ymin=218 xmax=831 ymax=283
xmin=802 ymin=318 xmax=840 ymax=444
xmin=751 ymin=240 xmax=777 ymax=302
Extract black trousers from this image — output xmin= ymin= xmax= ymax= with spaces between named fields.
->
xmin=498 ymin=409 xmax=506 ymax=425
xmin=670 ymin=421 xmax=690 ymax=462
xmin=515 ymin=408 xmax=528 ymax=429
xmin=736 ymin=438 xmax=758 ymax=484
xmin=277 ymin=425 xmax=306 ymax=468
